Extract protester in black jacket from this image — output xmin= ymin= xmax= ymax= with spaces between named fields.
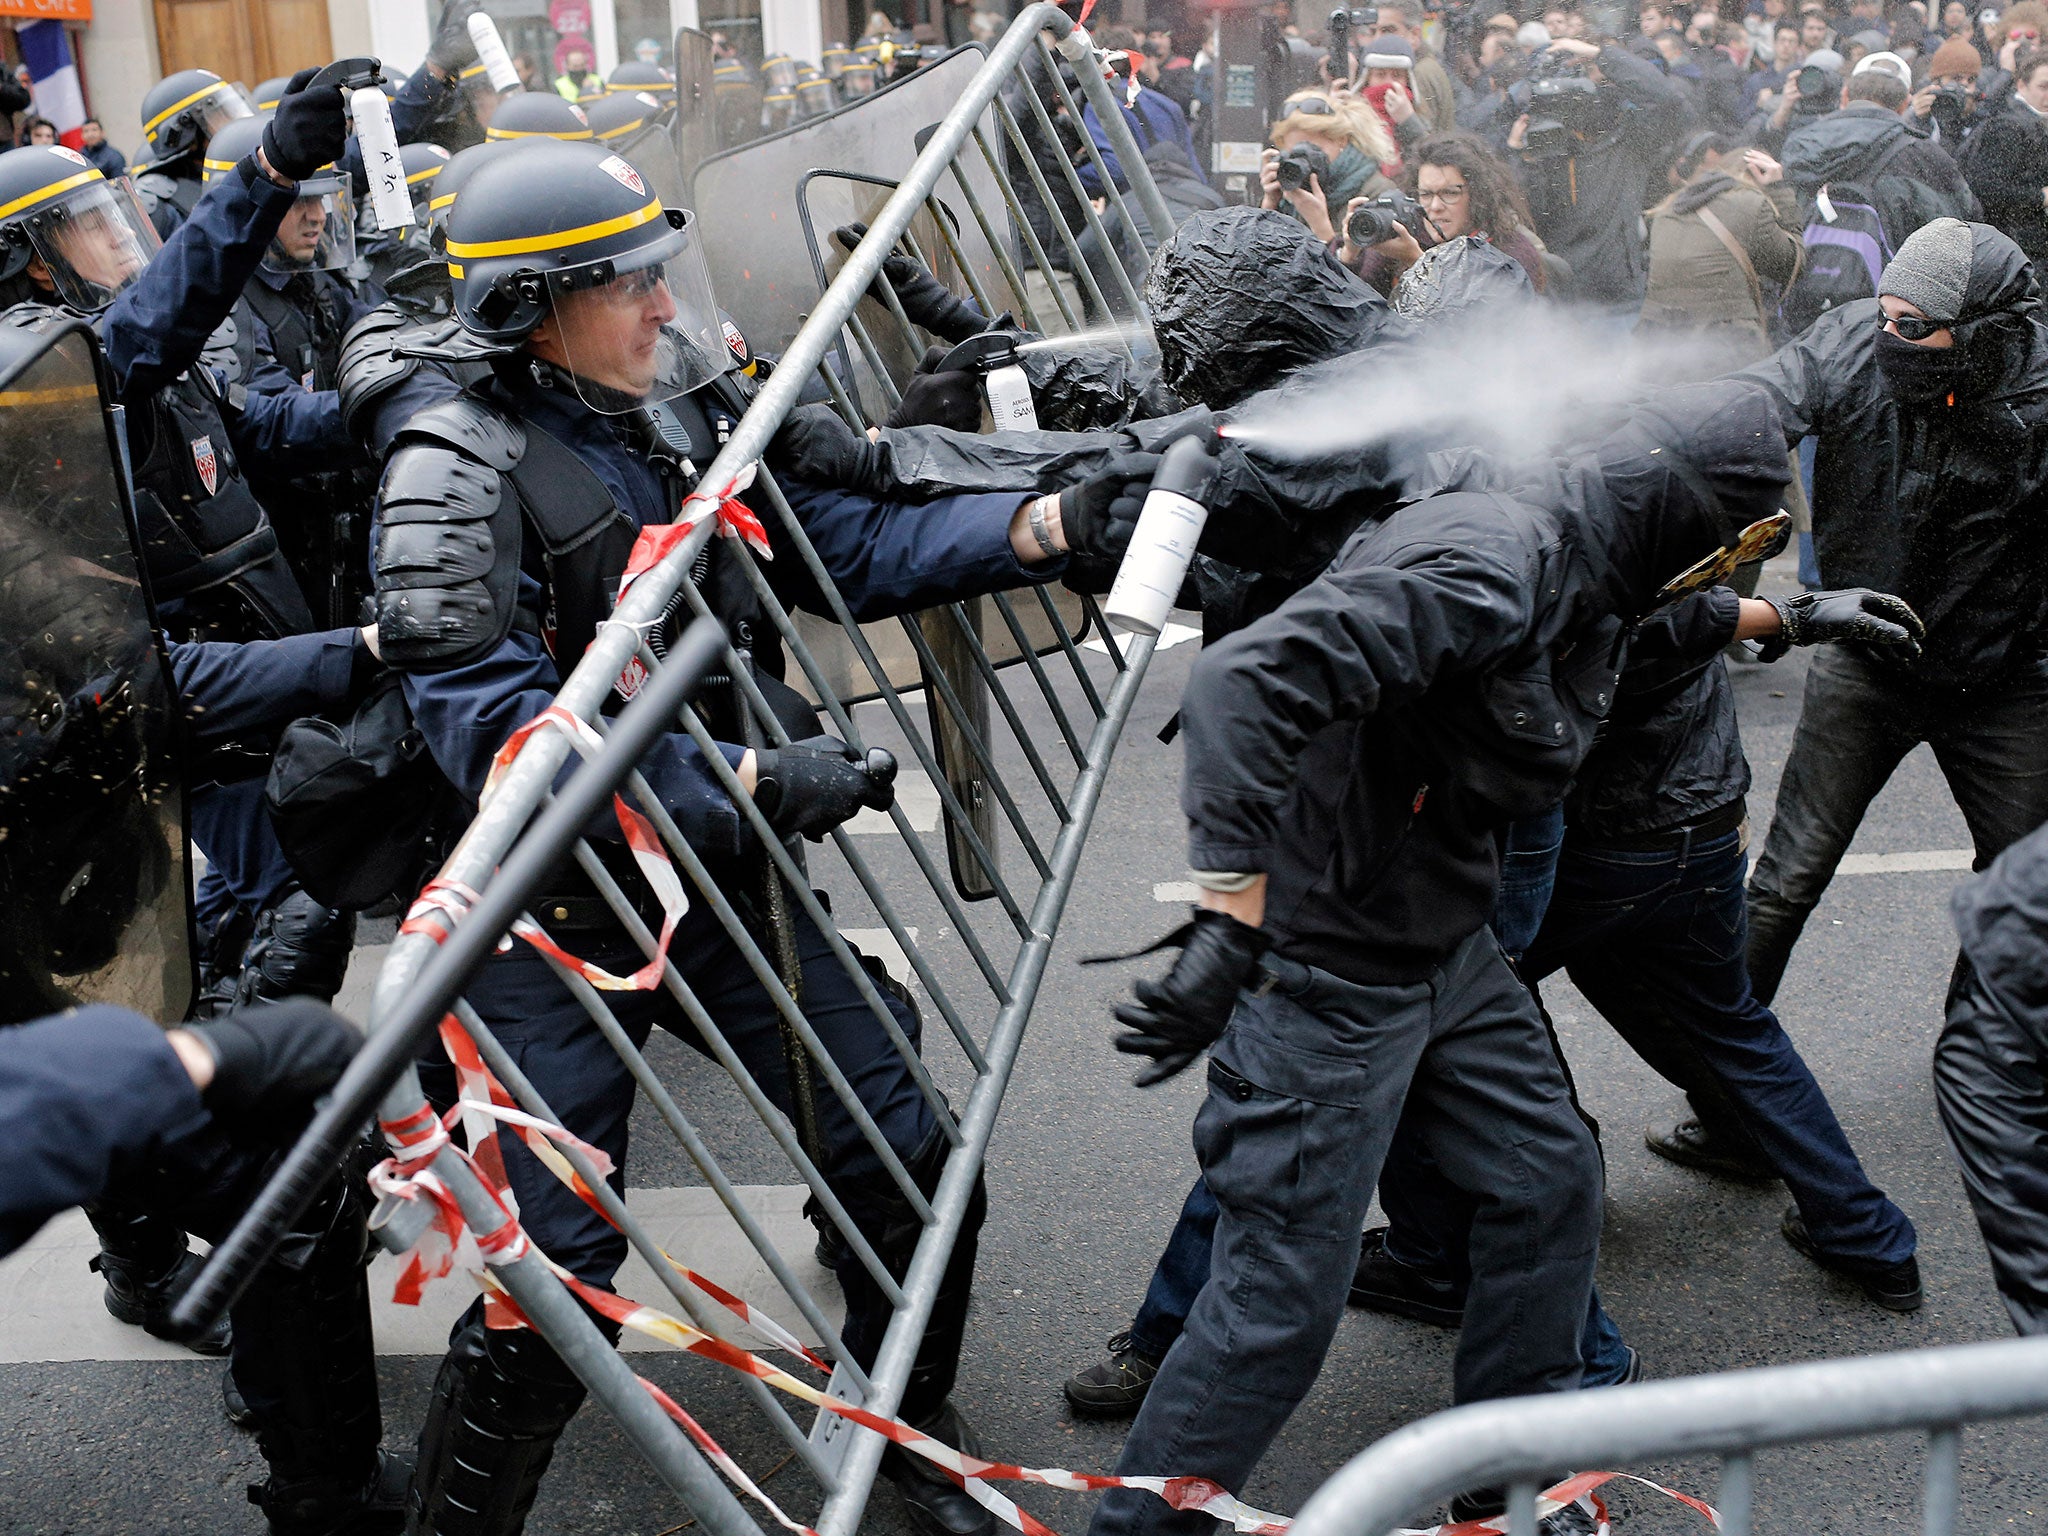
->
xmin=1735 ymin=218 xmax=2048 ymax=1012
xmin=1509 ymin=37 xmax=1688 ymax=312
xmin=1084 ymin=381 xmax=1793 ymax=1536
xmin=1962 ymin=55 xmax=2048 ymax=262
xmin=1937 ymin=819 xmax=2048 ymax=1335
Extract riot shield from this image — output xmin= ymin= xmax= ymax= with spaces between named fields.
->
xmin=0 ymin=316 xmax=193 ymax=1024
xmin=689 ymin=46 xmax=1020 ymax=364
xmin=671 ymin=26 xmax=718 ymax=184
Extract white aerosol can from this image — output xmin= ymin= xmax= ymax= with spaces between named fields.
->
xmin=468 ymin=12 xmax=524 ymax=93
xmin=1104 ymin=432 xmax=1220 ymax=637
xmin=351 ymin=86 xmax=412 ymax=232
xmin=933 ymin=330 xmax=1040 ymax=432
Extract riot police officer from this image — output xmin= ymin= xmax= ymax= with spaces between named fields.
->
xmin=201 ymin=114 xmax=377 ymax=629
xmin=133 ymin=68 xmax=254 ymax=237
xmin=483 ymin=88 xmax=595 ymax=141
xmin=380 ymin=137 xmax=1097 ymax=1536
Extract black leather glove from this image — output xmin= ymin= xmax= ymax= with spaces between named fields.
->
xmin=834 ymin=222 xmax=990 ymax=343
xmin=1060 ymin=451 xmax=1161 ymax=560
xmin=766 ymin=404 xmax=883 ymax=491
xmin=187 ymin=999 xmax=361 ymax=1142
xmin=754 ymin=736 xmax=898 ymax=839
xmin=1760 ymin=588 xmax=1924 ymax=662
xmin=263 ymin=66 xmax=350 ymax=182
xmin=427 ymin=0 xmax=483 ymax=74
xmin=1111 ymin=909 xmax=1270 ymax=1087
xmin=887 ymin=344 xmax=983 ymax=431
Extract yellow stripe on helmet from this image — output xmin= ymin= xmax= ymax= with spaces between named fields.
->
xmin=0 ymin=168 xmax=104 ymax=221
xmin=443 ymin=198 xmax=661 ymax=259
xmin=143 ymin=79 xmax=232 ymax=138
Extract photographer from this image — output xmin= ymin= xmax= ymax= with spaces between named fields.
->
xmin=1780 ymin=61 xmax=1981 ymax=247
xmin=1754 ymin=46 xmax=1841 ymax=151
xmin=1342 ymin=130 xmax=1552 ymax=295
xmin=1963 ymin=47 xmax=2048 ymax=261
xmin=1260 ymin=89 xmax=1400 ymax=245
xmin=1506 ymin=36 xmax=1687 ymax=315
xmin=1909 ymin=35 xmax=1988 ymax=147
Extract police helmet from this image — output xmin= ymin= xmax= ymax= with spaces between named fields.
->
xmin=203 ymin=116 xmax=356 ymax=273
xmin=140 ymin=69 xmax=253 ymax=165
xmin=606 ymin=60 xmax=675 ymax=104
xmin=585 ymin=90 xmax=667 ymax=141
xmin=251 ymin=75 xmax=294 ymax=113
xmin=444 ymin=138 xmax=728 ymax=411
xmin=399 ymin=141 xmax=453 ymax=212
xmin=0 ymin=146 xmax=162 ymax=312
xmin=424 ymin=138 xmax=529 ymax=245
xmin=483 ymin=90 xmax=593 ymax=141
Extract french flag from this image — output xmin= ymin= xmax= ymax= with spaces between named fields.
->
xmin=19 ymin=21 xmax=87 ymax=150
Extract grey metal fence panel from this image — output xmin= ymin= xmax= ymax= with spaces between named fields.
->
xmin=333 ymin=12 xmax=1179 ymax=1536
xmin=1289 ymin=1335 xmax=2048 ymax=1536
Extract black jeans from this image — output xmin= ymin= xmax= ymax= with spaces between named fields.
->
xmin=1748 ymin=645 xmax=2048 ymax=1004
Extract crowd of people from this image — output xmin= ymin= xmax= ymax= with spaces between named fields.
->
xmin=3 ymin=0 xmax=2048 ymax=1534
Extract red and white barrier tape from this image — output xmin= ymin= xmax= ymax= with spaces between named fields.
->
xmin=372 ymin=1040 xmax=1719 ymax=1536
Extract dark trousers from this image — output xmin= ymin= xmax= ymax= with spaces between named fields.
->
xmin=1935 ymin=942 xmax=2048 ymax=1336
xmin=190 ymin=777 xmax=300 ymax=956
xmin=1748 ymin=645 xmax=2048 ymax=1005
xmin=1089 ymin=931 xmax=1601 ymax=1536
xmin=428 ymin=900 xmax=977 ymax=1422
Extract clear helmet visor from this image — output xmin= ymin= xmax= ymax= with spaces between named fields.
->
xmin=23 ymin=176 xmax=164 ymax=312
xmin=536 ymin=207 xmax=731 ymax=414
xmin=264 ymin=178 xmax=355 ymax=272
xmin=191 ymin=91 xmax=254 ymax=151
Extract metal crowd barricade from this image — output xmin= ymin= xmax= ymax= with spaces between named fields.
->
xmin=1290 ymin=1334 xmax=2048 ymax=1536
xmin=179 ymin=10 xmax=1179 ymax=1536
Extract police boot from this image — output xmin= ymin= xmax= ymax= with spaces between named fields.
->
xmin=240 ymin=1178 xmax=401 ymax=1535
xmin=236 ymin=887 xmax=356 ymax=1006
xmin=407 ymin=1307 xmax=590 ymax=1535
xmin=84 ymin=1201 xmax=232 ymax=1356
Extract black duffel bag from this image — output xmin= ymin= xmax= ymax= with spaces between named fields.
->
xmin=265 ymin=671 xmax=456 ymax=910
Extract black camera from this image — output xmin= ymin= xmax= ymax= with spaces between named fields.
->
xmin=1274 ymin=141 xmax=1334 ymax=191
xmin=1507 ymin=49 xmax=1603 ymax=157
xmin=1930 ymin=84 xmax=1970 ymax=137
xmin=1346 ymin=191 xmax=1426 ymax=247
xmin=1794 ymin=62 xmax=1834 ymax=98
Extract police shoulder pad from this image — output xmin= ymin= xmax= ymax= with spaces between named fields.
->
xmin=393 ymin=392 xmax=527 ymax=470
xmin=338 ymin=304 xmax=429 ymax=435
xmin=132 ymin=171 xmax=177 ymax=212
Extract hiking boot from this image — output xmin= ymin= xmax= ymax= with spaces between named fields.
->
xmin=249 ymin=1447 xmax=410 ymax=1536
xmin=1781 ymin=1208 xmax=1922 ymax=1312
xmin=1645 ymin=1117 xmax=1778 ymax=1183
xmin=1347 ymin=1227 xmax=1465 ymax=1327
xmin=1061 ymin=1330 xmax=1163 ymax=1419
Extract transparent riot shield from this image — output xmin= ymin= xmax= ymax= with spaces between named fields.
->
xmin=671 ymin=26 xmax=719 ymax=183
xmin=0 ymin=317 xmax=193 ymax=1024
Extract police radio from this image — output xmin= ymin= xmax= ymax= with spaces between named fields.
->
xmin=932 ymin=330 xmax=1039 ymax=433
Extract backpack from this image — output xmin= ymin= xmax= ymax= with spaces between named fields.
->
xmin=264 ymin=671 xmax=458 ymax=910
xmin=1781 ymin=137 xmax=1910 ymax=336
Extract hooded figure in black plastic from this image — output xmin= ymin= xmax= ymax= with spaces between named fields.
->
xmin=1145 ymin=205 xmax=1404 ymax=409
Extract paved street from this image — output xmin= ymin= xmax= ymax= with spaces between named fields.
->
xmin=4 ymin=557 xmax=2044 ymax=1534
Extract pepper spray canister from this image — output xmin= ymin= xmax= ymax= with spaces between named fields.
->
xmin=933 ymin=330 xmax=1040 ymax=433
xmin=467 ymin=12 xmax=524 ymax=93
xmin=351 ymin=86 xmax=412 ymax=232
xmin=1103 ymin=432 xmax=1220 ymax=637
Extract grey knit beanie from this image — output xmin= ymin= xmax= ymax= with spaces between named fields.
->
xmin=1879 ymin=218 xmax=1975 ymax=325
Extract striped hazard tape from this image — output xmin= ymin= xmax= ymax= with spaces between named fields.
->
xmin=371 ymin=1026 xmax=1723 ymax=1536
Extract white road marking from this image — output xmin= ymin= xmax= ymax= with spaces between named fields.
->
xmin=844 ymin=769 xmax=939 ymax=835
xmin=835 ymin=927 xmax=919 ymax=988
xmin=1083 ymin=620 xmax=1200 ymax=655
xmin=0 ymin=1186 xmax=839 ymax=1363
xmin=1835 ymin=849 xmax=1974 ymax=875
xmin=1152 ymin=881 xmax=1199 ymax=904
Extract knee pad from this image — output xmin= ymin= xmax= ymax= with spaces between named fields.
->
xmin=236 ymin=888 xmax=355 ymax=1005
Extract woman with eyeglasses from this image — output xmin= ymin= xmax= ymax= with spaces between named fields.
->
xmin=1341 ymin=130 xmax=1554 ymax=298
xmin=1257 ymin=89 xmax=1399 ymax=245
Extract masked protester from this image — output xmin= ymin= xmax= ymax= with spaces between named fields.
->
xmin=382 ymin=138 xmax=1117 ymax=1536
xmin=1083 ymin=381 xmax=1791 ymax=1536
xmin=1733 ymin=219 xmax=2048 ymax=1030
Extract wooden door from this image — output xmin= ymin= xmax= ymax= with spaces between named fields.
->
xmin=152 ymin=0 xmax=334 ymax=90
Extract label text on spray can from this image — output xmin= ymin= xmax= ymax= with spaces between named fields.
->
xmin=352 ymin=88 xmax=413 ymax=232
xmin=1104 ymin=488 xmax=1207 ymax=636
xmin=982 ymin=364 xmax=1039 ymax=432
